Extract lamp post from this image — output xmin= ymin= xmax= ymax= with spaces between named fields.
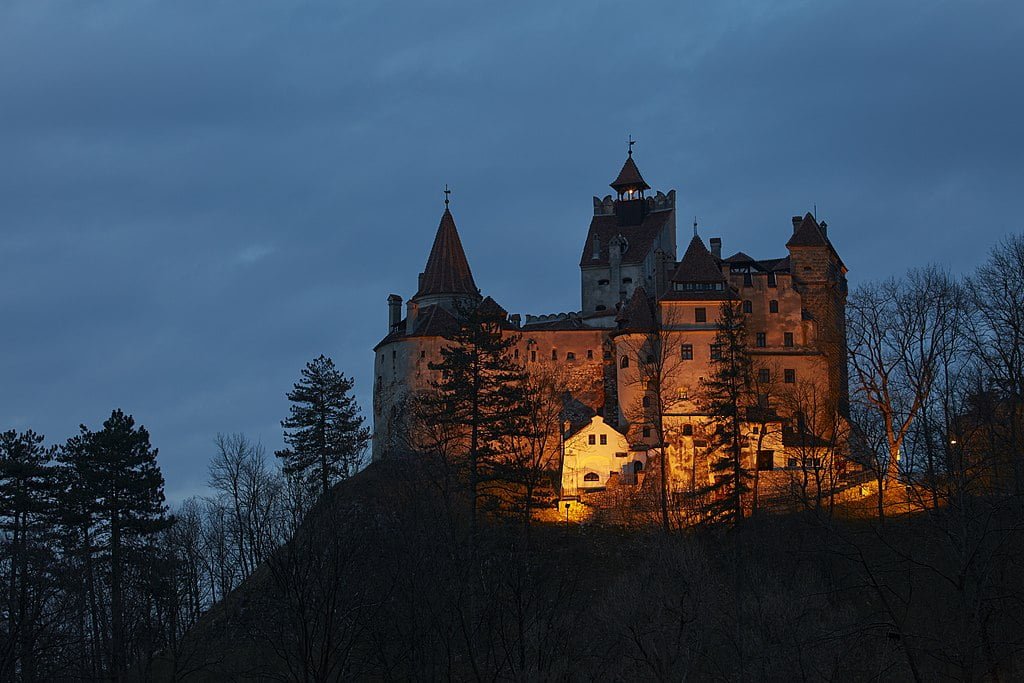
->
xmin=564 ymin=502 xmax=571 ymax=527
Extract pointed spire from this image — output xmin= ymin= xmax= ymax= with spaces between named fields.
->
xmin=610 ymin=152 xmax=650 ymax=194
xmin=671 ymin=234 xmax=728 ymax=284
xmin=414 ymin=206 xmax=478 ymax=299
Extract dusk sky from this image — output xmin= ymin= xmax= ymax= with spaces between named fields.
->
xmin=2 ymin=0 xmax=1022 ymax=503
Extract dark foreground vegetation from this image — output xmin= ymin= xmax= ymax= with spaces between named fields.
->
xmin=149 ymin=455 xmax=1024 ymax=681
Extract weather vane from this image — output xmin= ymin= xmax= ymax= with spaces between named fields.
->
xmin=627 ymin=134 xmax=636 ymax=157
xmin=693 ymin=216 xmax=698 ymax=237
xmin=444 ymin=183 xmax=451 ymax=207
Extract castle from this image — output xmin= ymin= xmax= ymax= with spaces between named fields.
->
xmin=373 ymin=149 xmax=850 ymax=500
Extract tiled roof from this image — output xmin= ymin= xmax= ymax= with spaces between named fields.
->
xmin=414 ymin=208 xmax=478 ymax=298
xmin=610 ymin=155 xmax=650 ymax=192
xmin=670 ymin=235 xmax=727 ymax=283
xmin=723 ymin=251 xmax=757 ymax=263
xmin=782 ymin=427 xmax=833 ymax=449
xmin=476 ymin=295 xmax=508 ymax=322
xmin=786 ymin=213 xmax=828 ymax=248
xmin=616 ymin=286 xmax=657 ymax=332
xmin=758 ymin=256 xmax=790 ymax=272
xmin=411 ymin=304 xmax=460 ymax=337
xmin=579 ymin=210 xmax=672 ymax=267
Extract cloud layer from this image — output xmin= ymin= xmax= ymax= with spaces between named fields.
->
xmin=2 ymin=0 xmax=1022 ymax=501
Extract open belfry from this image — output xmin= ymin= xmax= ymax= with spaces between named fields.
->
xmin=373 ymin=146 xmax=851 ymax=505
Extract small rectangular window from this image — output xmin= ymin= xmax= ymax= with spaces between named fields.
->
xmin=421 ymin=350 xmax=426 ymax=358
xmin=784 ymin=332 xmax=794 ymax=347
xmin=743 ymin=273 xmax=752 ymax=286
xmin=757 ymin=450 xmax=775 ymax=471
xmin=566 ymin=352 xmax=576 ymax=361
xmin=642 ymin=427 xmax=652 ymax=438
xmin=615 ymin=451 xmax=628 ymax=458
xmin=767 ymin=272 xmax=777 ymax=287
xmin=756 ymin=332 xmax=766 ymax=348
xmin=599 ymin=434 xmax=607 ymax=445
xmin=682 ymin=424 xmax=693 ymax=436
xmin=742 ymin=300 xmax=752 ymax=313
xmin=784 ymin=369 xmax=796 ymax=383
xmin=681 ymin=344 xmax=693 ymax=360
xmin=769 ymin=300 xmax=779 ymax=313
xmin=710 ymin=344 xmax=722 ymax=360
xmin=678 ymin=386 xmax=689 ymax=399
xmin=758 ymin=368 xmax=770 ymax=383
xmin=695 ymin=307 xmax=707 ymax=323
xmin=531 ymin=350 xmax=537 ymax=362
xmin=588 ymin=434 xmax=596 ymax=445
xmin=551 ymin=349 xmax=558 ymax=360
xmin=587 ymin=349 xmax=594 ymax=360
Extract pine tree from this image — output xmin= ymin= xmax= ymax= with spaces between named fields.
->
xmin=699 ymin=301 xmax=755 ymax=527
xmin=415 ymin=299 xmax=529 ymax=537
xmin=59 ymin=410 xmax=170 ymax=681
xmin=276 ymin=355 xmax=370 ymax=499
xmin=0 ymin=429 xmax=60 ymax=680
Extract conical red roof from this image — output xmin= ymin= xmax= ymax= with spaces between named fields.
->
xmin=610 ymin=155 xmax=650 ymax=192
xmin=415 ymin=208 xmax=478 ymax=298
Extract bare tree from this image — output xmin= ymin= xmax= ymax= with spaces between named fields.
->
xmin=847 ymin=268 xmax=959 ymax=521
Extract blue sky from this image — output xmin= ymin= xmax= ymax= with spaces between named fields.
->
xmin=2 ymin=0 xmax=1022 ymax=502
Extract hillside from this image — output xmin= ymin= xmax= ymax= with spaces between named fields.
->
xmin=152 ymin=456 xmax=1024 ymax=681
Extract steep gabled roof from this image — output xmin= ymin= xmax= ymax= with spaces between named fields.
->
xmin=610 ymin=155 xmax=650 ymax=192
xmin=723 ymin=251 xmax=757 ymax=263
xmin=414 ymin=208 xmax=478 ymax=298
xmin=786 ymin=212 xmax=829 ymax=248
xmin=616 ymin=286 xmax=657 ymax=332
xmin=671 ymin=235 xmax=727 ymax=283
xmin=476 ymin=295 xmax=508 ymax=322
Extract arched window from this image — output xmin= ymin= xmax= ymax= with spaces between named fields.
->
xmin=620 ymin=356 xmax=629 ymax=369
xmin=583 ymin=472 xmax=600 ymax=482
xmin=743 ymin=300 xmax=752 ymax=314
xmin=566 ymin=352 xmax=576 ymax=361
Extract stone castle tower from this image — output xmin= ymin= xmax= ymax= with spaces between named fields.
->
xmin=372 ymin=150 xmax=849 ymax=492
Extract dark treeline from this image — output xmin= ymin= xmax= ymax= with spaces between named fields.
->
xmin=3 ymin=235 xmax=1023 ymax=681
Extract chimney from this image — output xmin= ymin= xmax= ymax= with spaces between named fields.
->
xmin=791 ymin=216 xmax=802 ymax=233
xmin=417 ymin=272 xmax=425 ymax=290
xmin=406 ymin=299 xmax=419 ymax=332
xmin=710 ymin=237 xmax=722 ymax=259
xmin=387 ymin=294 xmax=402 ymax=330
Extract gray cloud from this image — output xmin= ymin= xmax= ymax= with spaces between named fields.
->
xmin=1 ymin=0 xmax=1021 ymax=501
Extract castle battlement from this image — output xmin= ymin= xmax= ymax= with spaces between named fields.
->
xmin=371 ymin=149 xmax=850 ymax=498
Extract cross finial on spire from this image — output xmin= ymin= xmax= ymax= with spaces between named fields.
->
xmin=627 ymin=134 xmax=636 ymax=157
xmin=444 ymin=184 xmax=451 ymax=208
xmin=693 ymin=216 xmax=698 ymax=237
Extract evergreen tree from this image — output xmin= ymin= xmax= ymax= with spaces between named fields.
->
xmin=276 ymin=355 xmax=370 ymax=499
xmin=415 ymin=299 xmax=529 ymax=537
xmin=699 ymin=301 xmax=755 ymax=527
xmin=59 ymin=410 xmax=170 ymax=681
xmin=0 ymin=429 xmax=60 ymax=680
